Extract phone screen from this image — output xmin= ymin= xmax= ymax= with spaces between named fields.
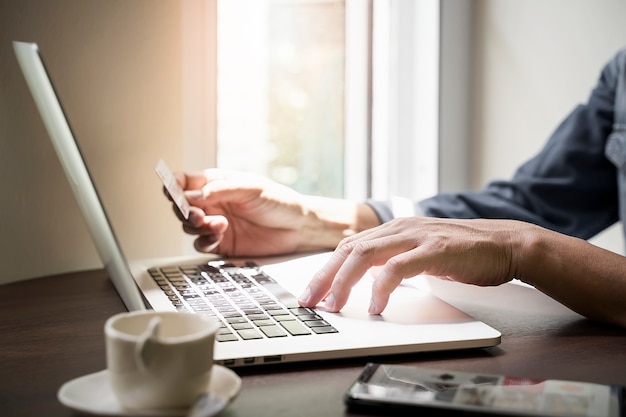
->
xmin=345 ymin=363 xmax=624 ymax=417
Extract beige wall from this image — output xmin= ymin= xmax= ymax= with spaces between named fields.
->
xmin=0 ymin=0 xmax=216 ymax=284
xmin=470 ymin=0 xmax=626 ymax=254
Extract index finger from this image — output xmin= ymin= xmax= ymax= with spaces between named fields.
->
xmin=297 ymin=247 xmax=350 ymax=310
xmin=299 ymin=237 xmax=380 ymax=311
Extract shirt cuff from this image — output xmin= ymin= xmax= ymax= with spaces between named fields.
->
xmin=365 ymin=197 xmax=423 ymax=223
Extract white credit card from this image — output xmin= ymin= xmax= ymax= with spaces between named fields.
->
xmin=155 ymin=159 xmax=190 ymax=220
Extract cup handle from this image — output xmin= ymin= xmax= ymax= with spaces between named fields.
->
xmin=134 ymin=316 xmax=162 ymax=373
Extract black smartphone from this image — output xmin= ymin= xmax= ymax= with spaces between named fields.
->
xmin=344 ymin=363 xmax=625 ymax=416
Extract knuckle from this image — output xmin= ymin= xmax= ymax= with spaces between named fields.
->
xmin=384 ymin=256 xmax=404 ymax=275
xmin=351 ymin=240 xmax=377 ymax=258
xmin=335 ymin=239 xmax=376 ymax=262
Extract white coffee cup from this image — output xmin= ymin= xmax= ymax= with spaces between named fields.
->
xmin=104 ymin=311 xmax=220 ymax=410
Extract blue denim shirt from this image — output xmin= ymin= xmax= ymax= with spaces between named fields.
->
xmin=367 ymin=47 xmax=626 ymax=242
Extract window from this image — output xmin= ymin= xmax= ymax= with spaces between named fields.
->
xmin=217 ymin=0 xmax=347 ymax=198
xmin=215 ymin=0 xmax=442 ymax=202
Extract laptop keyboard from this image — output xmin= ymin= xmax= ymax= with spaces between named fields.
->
xmin=148 ymin=262 xmax=338 ymax=342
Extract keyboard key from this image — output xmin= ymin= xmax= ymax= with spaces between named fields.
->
xmin=217 ymin=333 xmax=239 ymax=342
xmin=267 ymin=309 xmax=289 ymax=316
xmin=252 ymin=319 xmax=275 ymax=327
xmin=227 ymin=317 xmax=249 ymax=324
xmin=232 ymin=322 xmax=254 ymax=330
xmin=289 ymin=307 xmax=316 ymax=316
xmin=262 ymin=304 xmax=284 ymax=311
xmin=247 ymin=314 xmax=269 ymax=321
xmin=280 ymin=320 xmax=311 ymax=336
xmin=272 ymin=315 xmax=296 ymax=322
xmin=311 ymin=326 xmax=339 ymax=334
xmin=298 ymin=314 xmax=322 ymax=321
xmin=192 ymin=305 xmax=213 ymax=312
xmin=259 ymin=282 xmax=300 ymax=308
xmin=304 ymin=320 xmax=331 ymax=328
xmin=237 ymin=329 xmax=263 ymax=340
xmin=260 ymin=325 xmax=287 ymax=338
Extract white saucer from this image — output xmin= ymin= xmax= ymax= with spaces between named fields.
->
xmin=57 ymin=365 xmax=242 ymax=416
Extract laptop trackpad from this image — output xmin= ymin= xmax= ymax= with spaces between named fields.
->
xmin=326 ymin=276 xmax=475 ymax=325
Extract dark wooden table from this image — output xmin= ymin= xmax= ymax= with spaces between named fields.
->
xmin=2 ymin=268 xmax=626 ymax=417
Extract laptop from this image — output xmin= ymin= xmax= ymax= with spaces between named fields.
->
xmin=13 ymin=41 xmax=501 ymax=368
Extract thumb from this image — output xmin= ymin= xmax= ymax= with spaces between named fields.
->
xmin=184 ymin=189 xmax=205 ymax=203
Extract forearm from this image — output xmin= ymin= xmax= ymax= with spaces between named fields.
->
xmin=297 ymin=197 xmax=381 ymax=251
xmin=515 ymin=225 xmax=626 ymax=328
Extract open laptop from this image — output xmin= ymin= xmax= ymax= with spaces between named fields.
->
xmin=13 ymin=41 xmax=501 ymax=368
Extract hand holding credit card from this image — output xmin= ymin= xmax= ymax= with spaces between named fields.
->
xmin=155 ymin=160 xmax=191 ymax=220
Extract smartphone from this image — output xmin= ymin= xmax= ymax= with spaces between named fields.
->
xmin=344 ymin=363 xmax=625 ymax=416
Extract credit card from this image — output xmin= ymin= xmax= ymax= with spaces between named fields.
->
xmin=155 ymin=159 xmax=190 ymax=220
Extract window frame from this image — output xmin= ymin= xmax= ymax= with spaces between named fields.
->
xmin=369 ymin=0 xmax=441 ymax=202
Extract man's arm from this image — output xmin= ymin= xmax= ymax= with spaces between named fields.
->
xmin=368 ymin=48 xmax=625 ymax=240
xmin=299 ymin=216 xmax=626 ymax=328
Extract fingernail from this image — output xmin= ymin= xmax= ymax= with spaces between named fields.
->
xmin=368 ymin=299 xmax=379 ymax=315
xmin=325 ymin=293 xmax=336 ymax=311
xmin=298 ymin=287 xmax=311 ymax=305
xmin=185 ymin=190 xmax=203 ymax=200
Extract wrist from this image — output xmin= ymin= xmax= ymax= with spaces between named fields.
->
xmin=509 ymin=222 xmax=560 ymax=287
